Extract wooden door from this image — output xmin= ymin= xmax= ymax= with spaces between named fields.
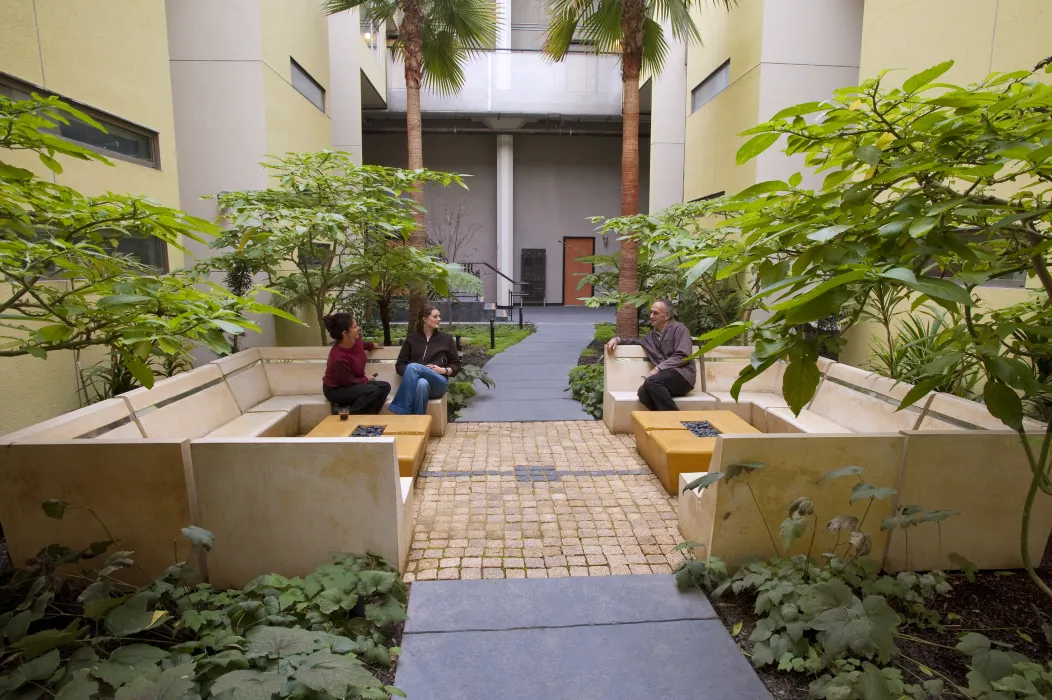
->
xmin=563 ymin=237 xmax=595 ymax=306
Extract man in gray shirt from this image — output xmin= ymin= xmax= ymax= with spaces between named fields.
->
xmin=605 ymin=299 xmax=697 ymax=411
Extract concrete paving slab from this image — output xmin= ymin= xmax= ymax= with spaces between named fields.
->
xmin=395 ymin=620 xmax=771 ymax=700
xmin=404 ymin=575 xmax=715 ymax=633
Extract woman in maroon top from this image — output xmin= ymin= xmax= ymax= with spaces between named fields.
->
xmin=321 ymin=312 xmax=391 ymax=414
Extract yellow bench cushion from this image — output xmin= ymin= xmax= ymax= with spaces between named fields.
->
xmin=308 ymin=414 xmax=432 ymax=437
xmin=393 ymin=434 xmax=427 ymax=478
xmin=631 ymin=410 xmax=756 ymax=434
xmin=632 ymin=410 xmax=761 ymax=495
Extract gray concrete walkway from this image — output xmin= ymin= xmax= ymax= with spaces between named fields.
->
xmin=394 ymin=575 xmax=771 ymax=699
xmin=456 ymin=306 xmax=614 ymax=422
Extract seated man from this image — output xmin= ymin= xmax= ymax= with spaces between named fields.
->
xmin=605 ymin=299 xmax=696 ymax=411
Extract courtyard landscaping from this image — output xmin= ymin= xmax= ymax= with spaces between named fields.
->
xmin=5 ymin=29 xmax=1052 ymax=700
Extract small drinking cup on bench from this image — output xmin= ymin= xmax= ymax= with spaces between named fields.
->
xmin=339 ymin=406 xmax=349 ymax=421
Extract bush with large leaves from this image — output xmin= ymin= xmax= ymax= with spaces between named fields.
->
xmin=0 ymin=503 xmax=407 ymax=700
xmin=613 ymin=60 xmax=1052 ymax=598
xmin=207 ymin=152 xmax=464 ymax=346
xmin=0 ymin=94 xmax=282 ymax=386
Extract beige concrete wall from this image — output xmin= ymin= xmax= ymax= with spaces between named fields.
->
xmin=0 ymin=0 xmax=185 ymax=435
xmin=682 ymin=0 xmax=863 ymax=201
xmin=859 ymin=0 xmax=1052 ymax=84
xmin=0 ymin=440 xmax=196 ymax=580
xmin=191 ymin=438 xmax=406 ymax=587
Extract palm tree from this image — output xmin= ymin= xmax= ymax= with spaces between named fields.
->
xmin=322 ymin=0 xmax=497 ymax=321
xmin=543 ymin=0 xmax=731 ymax=338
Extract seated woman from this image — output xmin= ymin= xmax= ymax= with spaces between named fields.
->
xmin=322 ymin=312 xmax=391 ymax=415
xmin=389 ymin=304 xmax=461 ymax=415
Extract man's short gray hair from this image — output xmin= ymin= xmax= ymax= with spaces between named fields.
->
xmin=655 ymin=299 xmax=675 ymax=317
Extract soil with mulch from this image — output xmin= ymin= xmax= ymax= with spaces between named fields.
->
xmin=576 ymin=338 xmax=605 ymax=365
xmin=710 ymin=539 xmax=1052 ymax=699
xmin=459 ymin=344 xmax=489 ymax=371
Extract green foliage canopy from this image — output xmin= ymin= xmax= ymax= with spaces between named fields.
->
xmin=0 ymin=94 xmax=280 ymax=386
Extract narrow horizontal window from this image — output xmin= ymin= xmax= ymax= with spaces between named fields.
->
xmin=113 ymin=236 xmax=168 ymax=271
xmin=290 ymin=58 xmax=325 ymax=112
xmin=691 ymin=60 xmax=730 ymax=114
xmin=0 ymin=73 xmax=158 ymax=167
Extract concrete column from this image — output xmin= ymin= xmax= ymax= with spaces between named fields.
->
xmin=648 ymin=25 xmax=686 ymax=212
xmin=496 ymin=134 xmax=514 ymax=308
xmin=327 ymin=9 xmax=364 ymax=163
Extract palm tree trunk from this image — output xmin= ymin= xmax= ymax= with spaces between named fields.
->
xmin=616 ymin=40 xmax=643 ymax=338
xmin=402 ymin=1 xmax=428 ymax=326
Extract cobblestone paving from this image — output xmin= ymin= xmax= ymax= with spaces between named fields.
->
xmin=405 ymin=421 xmax=686 ymax=582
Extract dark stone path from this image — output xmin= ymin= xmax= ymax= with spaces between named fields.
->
xmin=456 ymin=306 xmax=614 ymax=422
xmin=394 ymin=575 xmax=771 ymax=700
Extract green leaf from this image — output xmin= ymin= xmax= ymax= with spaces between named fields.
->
xmin=903 ymin=60 xmax=954 ymax=93
xmin=11 ymin=621 xmax=84 ymax=659
xmin=91 ymin=660 xmax=161 ymax=690
xmin=896 ymin=376 xmax=943 ymax=412
xmin=733 ymin=180 xmax=789 ymax=199
xmin=902 ymin=275 xmax=972 ymax=306
xmin=113 ymin=663 xmax=197 ymax=700
xmin=694 ymin=324 xmax=750 ymax=354
xmin=4 ymin=610 xmax=35 ymax=643
xmin=293 ymin=652 xmax=381 ymax=697
xmin=4 ymin=650 xmax=61 ymax=692
xmin=819 ymin=466 xmax=863 ymax=481
xmin=768 ymin=270 xmax=866 ymax=311
xmin=181 ymin=526 xmax=215 ymax=551
xmin=40 ymin=153 xmax=63 ymax=174
xmin=736 ymin=133 xmax=781 ymax=165
xmin=856 ymin=145 xmax=882 ymax=165
xmin=683 ymin=472 xmax=724 ymax=493
xmin=56 ymin=676 xmax=99 ymax=700
xmin=983 ymin=381 xmax=1023 ymax=431
xmin=209 ymin=671 xmax=285 ymax=700
xmin=782 ymin=356 xmax=820 ymax=415
xmin=358 ymin=570 xmax=398 ymax=595
xmin=105 ymin=596 xmax=169 ymax=638
xmin=909 ymin=216 xmax=938 ymax=237
xmin=245 ymin=626 xmax=322 ymax=659
xmin=42 ymin=500 xmax=69 ymax=519
xmin=849 ymin=483 xmax=897 ymax=503
xmin=109 ymin=645 xmax=170 ymax=667
xmin=807 ymin=225 xmax=851 ymax=242
xmin=97 ymin=295 xmax=154 ymax=307
xmin=779 ymin=515 xmax=807 ymax=551
xmin=364 ymin=598 xmax=407 ymax=627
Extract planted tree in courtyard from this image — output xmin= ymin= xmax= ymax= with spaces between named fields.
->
xmin=322 ymin=0 xmax=497 ymax=324
xmin=0 ymin=94 xmax=278 ymax=387
xmin=207 ymin=151 xmax=463 ymax=345
xmin=543 ymin=0 xmax=732 ymax=339
xmin=612 ymin=61 xmax=1052 ymax=598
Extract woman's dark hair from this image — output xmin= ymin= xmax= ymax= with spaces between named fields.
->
xmin=416 ymin=304 xmax=439 ymax=332
xmin=323 ymin=312 xmax=355 ymax=342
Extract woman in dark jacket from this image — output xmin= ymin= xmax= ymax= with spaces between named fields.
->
xmin=321 ymin=312 xmax=391 ymax=414
xmin=389 ymin=304 xmax=461 ymax=415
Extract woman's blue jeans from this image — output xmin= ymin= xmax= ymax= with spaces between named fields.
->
xmin=388 ymin=362 xmax=448 ymax=415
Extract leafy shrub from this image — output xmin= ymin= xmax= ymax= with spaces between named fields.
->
xmin=447 ymin=364 xmax=493 ymax=419
xmin=0 ymin=502 xmax=406 ymax=700
xmin=593 ymin=323 xmax=616 ymax=346
xmin=566 ymin=364 xmax=603 ymax=419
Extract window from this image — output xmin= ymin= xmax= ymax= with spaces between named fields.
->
xmin=290 ymin=59 xmax=325 ymax=112
xmin=0 ymin=73 xmax=158 ymax=167
xmin=691 ymin=60 xmax=730 ymax=114
xmin=114 ymin=236 xmax=167 ymax=271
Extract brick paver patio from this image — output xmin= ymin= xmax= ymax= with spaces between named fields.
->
xmin=405 ymin=421 xmax=686 ymax=581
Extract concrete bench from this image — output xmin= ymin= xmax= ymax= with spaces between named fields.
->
xmin=602 ymin=346 xmax=717 ymax=433
xmin=678 ymin=430 xmax=1052 ymax=574
xmin=0 ymin=345 xmax=432 ymax=584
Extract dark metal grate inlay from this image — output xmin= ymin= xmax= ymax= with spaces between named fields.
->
xmin=351 ymin=425 xmax=386 ymax=437
xmin=682 ymin=421 xmax=721 ymax=438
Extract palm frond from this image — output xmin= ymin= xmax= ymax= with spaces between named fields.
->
xmin=420 ymin=29 xmax=468 ymax=94
xmin=321 ymin=0 xmax=369 ymax=16
xmin=541 ymin=11 xmax=581 ymax=60
xmin=578 ymin=0 xmax=624 ymax=53
xmin=640 ymin=16 xmax=669 ymax=75
xmin=648 ymin=0 xmax=701 ymax=44
xmin=425 ymin=0 xmax=499 ymax=52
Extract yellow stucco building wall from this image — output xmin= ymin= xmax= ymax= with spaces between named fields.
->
xmin=0 ymin=0 xmax=183 ymax=435
xmin=839 ymin=0 xmax=1052 ymax=368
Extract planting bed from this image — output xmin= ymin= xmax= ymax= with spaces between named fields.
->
xmin=709 ymin=542 xmax=1052 ymax=699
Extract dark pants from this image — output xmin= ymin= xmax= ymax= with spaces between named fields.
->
xmin=323 ymin=381 xmax=391 ymax=415
xmin=637 ymin=369 xmax=693 ymax=412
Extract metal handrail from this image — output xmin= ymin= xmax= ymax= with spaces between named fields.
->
xmin=462 ymin=261 xmax=531 ymax=307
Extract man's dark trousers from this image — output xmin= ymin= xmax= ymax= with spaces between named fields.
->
xmin=637 ymin=369 xmax=693 ymax=411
